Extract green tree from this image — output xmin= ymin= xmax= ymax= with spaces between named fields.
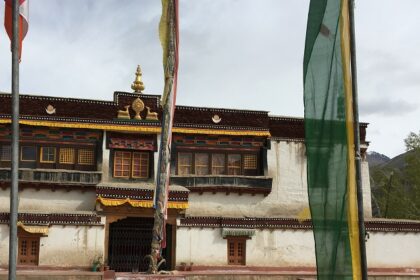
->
xmin=404 ymin=130 xmax=420 ymax=151
xmin=403 ymin=131 xmax=420 ymax=219
xmin=370 ymin=131 xmax=420 ymax=220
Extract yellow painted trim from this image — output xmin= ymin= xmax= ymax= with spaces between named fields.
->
xmin=172 ymin=127 xmax=271 ymax=137
xmin=97 ymin=196 xmax=188 ymax=209
xmin=17 ymin=221 xmax=49 ymax=235
xmin=340 ymin=1 xmax=362 ymax=279
xmin=18 ymin=120 xmax=162 ymax=133
xmin=1 ymin=119 xmax=270 ymax=137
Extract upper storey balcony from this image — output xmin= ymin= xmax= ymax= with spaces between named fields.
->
xmin=0 ymin=168 xmax=101 ymax=186
xmin=170 ymin=134 xmax=272 ymax=195
xmin=0 ymin=125 xmax=102 ymax=187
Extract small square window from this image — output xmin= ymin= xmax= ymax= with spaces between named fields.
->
xmin=59 ymin=148 xmax=75 ymax=164
xmin=21 ymin=146 xmax=37 ymax=162
xmin=40 ymin=147 xmax=56 ymax=163
xmin=78 ymin=149 xmax=95 ymax=165
xmin=243 ymin=154 xmax=257 ymax=170
xmin=1 ymin=145 xmax=11 ymax=161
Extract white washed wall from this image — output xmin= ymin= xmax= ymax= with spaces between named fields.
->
xmin=176 ymin=227 xmax=420 ymax=269
xmin=366 ymin=231 xmax=420 ymax=268
xmin=185 ymin=193 xmax=266 ymax=217
xmin=38 ymin=225 xmax=105 ymax=267
xmin=263 ymin=140 xmax=372 ymax=218
xmin=0 ymin=189 xmax=96 ymax=212
xmin=0 ymin=224 xmax=104 ymax=267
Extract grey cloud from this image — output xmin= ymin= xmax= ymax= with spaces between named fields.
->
xmin=360 ymin=98 xmax=418 ymax=116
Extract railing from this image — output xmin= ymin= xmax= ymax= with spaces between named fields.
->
xmin=170 ymin=175 xmax=272 ymax=190
xmin=0 ymin=168 xmax=101 ymax=185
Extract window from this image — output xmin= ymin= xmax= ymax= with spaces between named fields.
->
xmin=227 ymin=237 xmax=246 ymax=265
xmin=0 ymin=145 xmax=11 ymax=161
xmin=40 ymin=147 xmax=56 ymax=163
xmin=114 ymin=151 xmax=131 ymax=178
xmin=132 ymin=152 xmax=149 ymax=178
xmin=243 ymin=154 xmax=257 ymax=170
xmin=18 ymin=236 xmax=40 ymax=265
xmin=78 ymin=149 xmax=95 ymax=165
xmin=178 ymin=153 xmax=192 ymax=175
xmin=211 ymin=154 xmax=225 ymax=175
xmin=195 ymin=153 xmax=209 ymax=175
xmin=227 ymin=154 xmax=241 ymax=175
xmin=114 ymin=151 xmax=150 ymax=179
xmin=177 ymin=151 xmax=259 ymax=176
xmin=21 ymin=146 xmax=37 ymax=161
xmin=59 ymin=148 xmax=75 ymax=164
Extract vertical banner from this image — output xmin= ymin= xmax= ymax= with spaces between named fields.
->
xmin=4 ymin=0 xmax=29 ymax=60
xmin=303 ymin=0 xmax=362 ymax=279
xmin=149 ymin=0 xmax=178 ymax=274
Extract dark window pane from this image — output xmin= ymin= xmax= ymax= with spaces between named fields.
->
xmin=21 ymin=146 xmax=36 ymax=161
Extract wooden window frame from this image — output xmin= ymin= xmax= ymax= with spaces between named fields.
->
xmin=40 ymin=147 xmax=56 ymax=163
xmin=78 ymin=148 xmax=95 ymax=165
xmin=20 ymin=146 xmax=37 ymax=162
xmin=59 ymin=147 xmax=75 ymax=164
xmin=194 ymin=153 xmax=210 ymax=175
xmin=177 ymin=152 xmax=193 ymax=175
xmin=131 ymin=152 xmax=149 ymax=178
xmin=113 ymin=151 xmax=132 ymax=178
xmin=227 ymin=154 xmax=242 ymax=175
xmin=175 ymin=149 xmax=260 ymax=176
xmin=0 ymin=144 xmax=11 ymax=161
xmin=113 ymin=150 xmax=151 ymax=179
xmin=227 ymin=237 xmax=247 ymax=265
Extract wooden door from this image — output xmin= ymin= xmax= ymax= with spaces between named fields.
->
xmin=18 ymin=236 xmax=40 ymax=265
xmin=227 ymin=237 xmax=246 ymax=265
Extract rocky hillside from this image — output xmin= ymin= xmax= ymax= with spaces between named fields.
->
xmin=366 ymin=151 xmax=391 ymax=167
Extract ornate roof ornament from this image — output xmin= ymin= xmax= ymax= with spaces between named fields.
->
xmin=131 ymin=65 xmax=145 ymax=93
xmin=45 ymin=104 xmax=56 ymax=115
xmin=212 ymin=114 xmax=222 ymax=124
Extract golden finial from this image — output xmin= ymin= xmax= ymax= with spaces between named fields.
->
xmin=131 ymin=65 xmax=145 ymax=93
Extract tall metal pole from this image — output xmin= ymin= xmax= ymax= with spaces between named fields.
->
xmin=348 ymin=1 xmax=368 ymax=279
xmin=9 ymin=0 xmax=20 ymax=279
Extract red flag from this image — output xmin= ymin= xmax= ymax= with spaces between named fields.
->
xmin=4 ymin=0 xmax=29 ymax=60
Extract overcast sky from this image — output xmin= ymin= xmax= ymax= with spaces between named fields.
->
xmin=0 ymin=0 xmax=419 ymax=158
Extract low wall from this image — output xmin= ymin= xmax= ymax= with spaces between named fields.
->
xmin=0 ymin=224 xmax=104 ymax=268
xmin=176 ymin=227 xmax=420 ymax=269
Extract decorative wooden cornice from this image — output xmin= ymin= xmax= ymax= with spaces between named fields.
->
xmin=0 ymin=212 xmax=102 ymax=225
xmin=180 ymin=217 xmax=420 ymax=232
xmin=96 ymin=186 xmax=188 ymax=202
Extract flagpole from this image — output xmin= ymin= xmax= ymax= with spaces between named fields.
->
xmin=348 ymin=1 xmax=368 ymax=279
xmin=9 ymin=0 xmax=20 ymax=278
xmin=148 ymin=0 xmax=178 ymax=274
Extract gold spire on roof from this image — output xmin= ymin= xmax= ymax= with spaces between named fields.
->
xmin=131 ymin=65 xmax=145 ymax=93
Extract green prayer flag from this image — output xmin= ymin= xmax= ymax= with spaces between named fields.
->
xmin=303 ymin=0 xmax=362 ymax=279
